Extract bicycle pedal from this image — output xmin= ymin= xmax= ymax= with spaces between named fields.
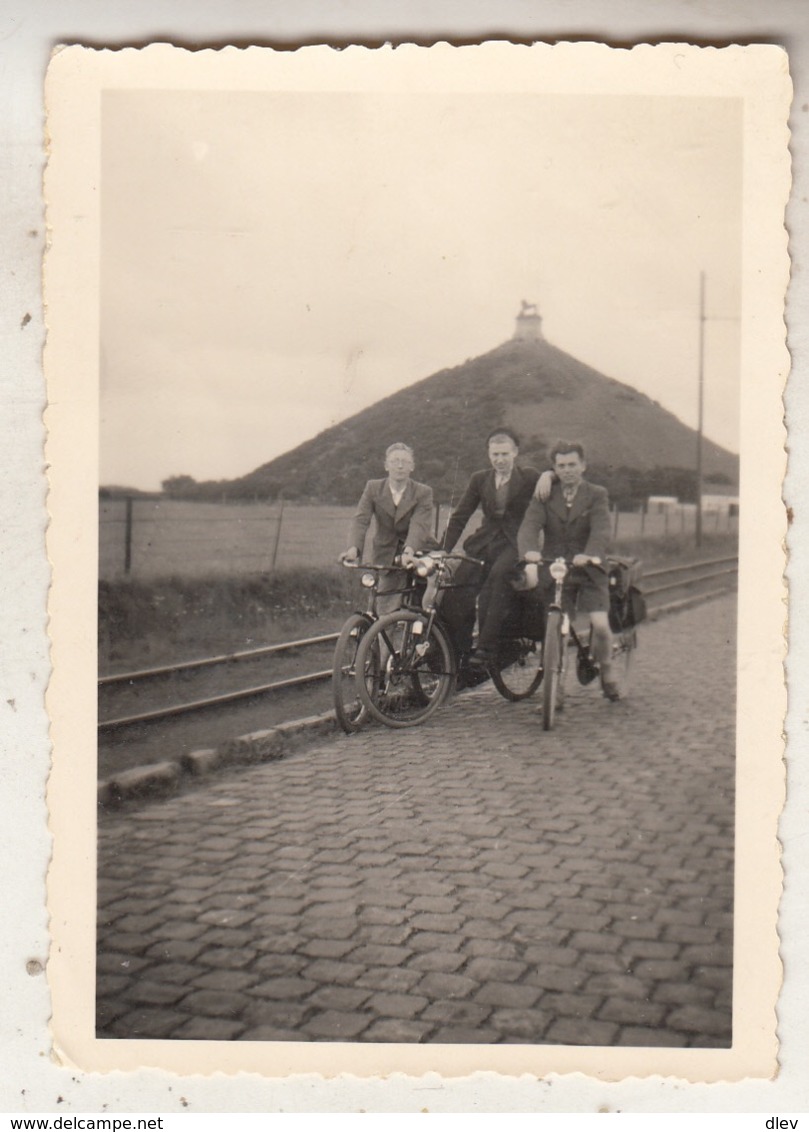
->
xmin=576 ymin=655 xmax=600 ymax=686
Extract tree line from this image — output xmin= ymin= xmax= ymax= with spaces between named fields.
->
xmin=157 ymin=464 xmax=734 ymax=510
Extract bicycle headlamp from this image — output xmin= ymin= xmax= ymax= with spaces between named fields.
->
xmin=360 ymin=572 xmax=376 ymax=588
xmin=549 ymin=559 xmax=568 ymax=582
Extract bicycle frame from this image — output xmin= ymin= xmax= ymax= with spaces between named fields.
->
xmin=548 ymin=558 xmax=593 ymax=657
xmin=546 ymin=557 xmax=601 ymax=660
xmin=542 ymin=556 xmax=633 ymax=711
xmin=542 ymin=557 xmax=607 ymax=727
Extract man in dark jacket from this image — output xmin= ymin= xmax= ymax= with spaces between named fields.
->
xmin=441 ymin=428 xmax=542 ymax=666
xmin=518 ymin=439 xmax=619 ymax=699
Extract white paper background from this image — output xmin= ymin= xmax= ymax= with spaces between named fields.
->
xmin=2 ymin=0 xmax=807 ymax=1115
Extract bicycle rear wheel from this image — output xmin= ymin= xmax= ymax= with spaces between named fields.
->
xmin=491 ymin=638 xmax=543 ymax=701
xmin=541 ymin=610 xmax=564 ymax=730
xmin=356 ymin=609 xmax=454 ymax=728
xmin=332 ymin=613 xmax=376 ymax=733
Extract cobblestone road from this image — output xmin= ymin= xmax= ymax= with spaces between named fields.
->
xmin=97 ymin=595 xmax=736 ymax=1047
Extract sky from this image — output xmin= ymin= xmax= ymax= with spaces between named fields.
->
xmin=101 ymin=88 xmax=742 ymax=491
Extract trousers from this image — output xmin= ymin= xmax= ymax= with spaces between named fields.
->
xmin=439 ymin=538 xmax=518 ymax=658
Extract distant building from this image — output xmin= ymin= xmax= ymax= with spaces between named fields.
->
xmin=646 ymin=492 xmax=739 ymax=518
xmin=513 ymin=300 xmax=544 ymax=342
xmin=702 ymin=492 xmax=739 ymax=518
xmin=647 ymin=495 xmax=680 ymax=514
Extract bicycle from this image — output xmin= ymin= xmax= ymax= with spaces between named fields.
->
xmin=538 ymin=556 xmax=638 ymax=731
xmin=332 ymin=560 xmax=424 ymax=733
xmin=353 ymin=550 xmax=483 ymax=729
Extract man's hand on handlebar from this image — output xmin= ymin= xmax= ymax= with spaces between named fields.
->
xmin=338 ymin=547 xmax=360 ymax=565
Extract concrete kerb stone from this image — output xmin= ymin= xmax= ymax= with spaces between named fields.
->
xmin=219 ymin=728 xmax=286 ymax=766
xmin=105 ymin=761 xmax=182 ymax=804
xmin=99 ymin=710 xmax=339 ymax=808
xmin=275 ymin=713 xmax=337 ymax=743
xmin=181 ymin=748 xmax=222 ymax=776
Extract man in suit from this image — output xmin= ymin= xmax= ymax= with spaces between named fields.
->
xmin=339 ymin=442 xmax=434 ymax=609
xmin=440 ymin=428 xmax=543 ymax=667
xmin=518 ymin=439 xmax=619 ymax=699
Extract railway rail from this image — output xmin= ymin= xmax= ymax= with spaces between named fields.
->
xmin=98 ymin=554 xmax=738 ymax=732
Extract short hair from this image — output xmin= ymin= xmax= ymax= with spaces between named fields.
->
xmin=385 ymin=442 xmax=414 ymax=459
xmin=486 ymin=427 xmax=520 ymax=449
xmin=550 ymin=440 xmax=586 ymax=463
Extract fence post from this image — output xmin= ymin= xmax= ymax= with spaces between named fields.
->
xmin=664 ymin=508 xmax=670 ymax=536
xmin=124 ymin=496 xmax=133 ymax=575
xmin=640 ymin=503 xmax=645 ymax=536
xmin=434 ymin=505 xmax=440 ymax=540
xmin=612 ymin=505 xmax=619 ymax=539
xmin=270 ymin=495 xmax=285 ymax=571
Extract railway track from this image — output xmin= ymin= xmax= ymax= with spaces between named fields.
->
xmin=98 ymin=554 xmax=738 ymax=732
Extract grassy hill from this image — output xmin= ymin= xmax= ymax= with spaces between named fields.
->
xmin=226 ymin=337 xmax=739 ymax=505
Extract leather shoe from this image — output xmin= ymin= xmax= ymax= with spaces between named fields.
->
xmin=601 ymin=679 xmax=621 ymax=702
xmin=468 ymin=649 xmax=496 ymax=669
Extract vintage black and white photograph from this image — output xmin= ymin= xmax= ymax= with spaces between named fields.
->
xmin=44 ymin=43 xmax=787 ymax=1080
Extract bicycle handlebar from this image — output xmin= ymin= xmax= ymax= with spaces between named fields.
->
xmin=417 ymin=549 xmax=484 ymax=566
xmin=519 ymin=555 xmax=605 ymax=571
xmin=340 ymin=560 xmax=409 ymax=573
xmin=339 ymin=551 xmax=485 ymax=578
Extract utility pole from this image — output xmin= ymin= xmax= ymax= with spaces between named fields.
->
xmin=696 ymin=271 xmax=706 ymax=549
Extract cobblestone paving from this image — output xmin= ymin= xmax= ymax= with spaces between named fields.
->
xmin=97 ymin=595 xmax=736 ymax=1046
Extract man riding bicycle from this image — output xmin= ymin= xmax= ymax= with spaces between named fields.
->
xmin=517 ymin=440 xmax=620 ymax=701
xmin=439 ymin=428 xmax=543 ymax=669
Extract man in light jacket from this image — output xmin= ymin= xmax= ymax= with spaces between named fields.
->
xmin=339 ymin=442 xmax=434 ymax=609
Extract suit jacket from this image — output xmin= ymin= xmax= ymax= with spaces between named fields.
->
xmin=518 ymin=479 xmax=612 ymax=562
xmin=348 ymin=478 xmax=434 ymax=565
xmin=443 ymin=465 xmax=541 ymax=557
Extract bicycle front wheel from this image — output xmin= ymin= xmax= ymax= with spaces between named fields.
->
xmin=332 ymin=613 xmax=376 ymax=733
xmin=610 ymin=626 xmax=637 ymax=697
xmin=356 ymin=609 xmax=455 ymax=729
xmin=491 ymin=638 xmax=544 ymax=701
xmin=541 ymin=610 xmax=564 ymax=731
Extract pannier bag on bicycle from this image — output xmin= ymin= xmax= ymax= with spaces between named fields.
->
xmin=607 ymin=556 xmax=647 ymax=632
xmin=501 ymin=587 xmax=547 ymax=643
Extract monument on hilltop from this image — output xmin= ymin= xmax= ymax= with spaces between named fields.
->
xmin=512 ymin=300 xmax=543 ymax=342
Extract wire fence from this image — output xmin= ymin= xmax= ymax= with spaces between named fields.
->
xmin=99 ymin=497 xmax=740 ymax=581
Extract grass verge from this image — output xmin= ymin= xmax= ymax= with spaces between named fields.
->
xmin=99 ymin=568 xmax=357 ymax=671
xmin=100 ymin=531 xmax=738 ymax=671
